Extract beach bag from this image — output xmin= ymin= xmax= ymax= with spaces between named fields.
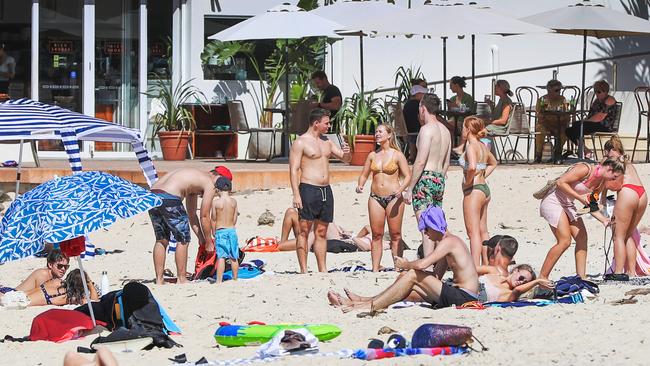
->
xmin=507 ymin=103 xmax=530 ymax=134
xmin=29 ymin=309 xmax=106 ymax=343
xmin=195 ymin=245 xmax=217 ymax=280
xmin=411 ymin=324 xmax=473 ymax=348
xmin=533 ymin=162 xmax=591 ymax=200
xmin=243 ymin=236 xmax=279 ymax=252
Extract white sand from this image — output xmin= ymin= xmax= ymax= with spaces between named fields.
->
xmin=1 ymin=164 xmax=650 ymax=365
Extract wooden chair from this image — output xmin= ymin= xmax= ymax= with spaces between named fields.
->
xmin=632 ymin=86 xmax=650 ymax=162
xmin=589 ymin=101 xmax=623 ymax=160
xmin=227 ymin=100 xmax=282 ymax=161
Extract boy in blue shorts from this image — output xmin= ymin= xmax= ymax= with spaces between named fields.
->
xmin=211 ymin=177 xmax=239 ymax=283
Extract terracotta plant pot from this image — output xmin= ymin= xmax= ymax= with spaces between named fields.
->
xmin=349 ymin=134 xmax=376 ymax=166
xmin=158 ymin=131 xmax=191 ymax=161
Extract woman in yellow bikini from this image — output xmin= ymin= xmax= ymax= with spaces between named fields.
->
xmin=357 ymin=124 xmax=411 ymax=271
xmin=459 ymin=117 xmax=497 ymax=266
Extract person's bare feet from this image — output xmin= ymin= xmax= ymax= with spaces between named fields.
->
xmin=177 ymin=278 xmax=188 ymax=284
xmin=327 ymin=291 xmax=345 ymax=307
xmin=344 ymin=288 xmax=365 ymax=302
xmin=341 ymin=301 xmax=369 ymax=313
xmin=155 ymin=278 xmax=165 ymax=285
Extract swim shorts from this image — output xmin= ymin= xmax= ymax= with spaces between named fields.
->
xmin=215 ymin=228 xmax=239 ymax=259
xmin=433 ymin=282 xmax=478 ymax=308
xmin=412 ymin=171 xmax=445 ymax=212
xmin=148 ymin=191 xmax=191 ymax=243
xmin=298 ymin=183 xmax=334 ymax=223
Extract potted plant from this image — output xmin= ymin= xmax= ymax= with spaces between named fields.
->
xmin=146 ymin=76 xmax=206 ymax=161
xmin=336 ymin=89 xmax=388 ymax=166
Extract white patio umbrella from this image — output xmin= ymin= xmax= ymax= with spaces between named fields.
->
xmin=209 ymin=3 xmax=343 ymax=156
xmin=311 ymin=1 xmax=412 ymax=93
xmin=522 ymin=1 xmax=650 ymax=159
xmin=358 ymin=3 xmax=549 ymax=103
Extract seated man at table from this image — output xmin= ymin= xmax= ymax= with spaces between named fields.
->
xmin=310 ymin=70 xmax=342 ymax=132
xmin=535 ymin=79 xmax=570 ymax=163
xmin=403 ymin=81 xmax=428 ymax=163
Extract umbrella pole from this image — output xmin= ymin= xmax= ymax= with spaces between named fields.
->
xmin=471 ymin=34 xmax=476 ymax=98
xmin=284 ymin=39 xmax=290 ymax=157
xmin=442 ymin=37 xmax=447 ymax=111
xmin=579 ymin=31 xmax=587 ymax=160
xmin=359 ymin=34 xmax=365 ymax=94
xmin=77 ymin=256 xmax=97 ymax=327
xmin=14 ymin=139 xmax=24 ymax=198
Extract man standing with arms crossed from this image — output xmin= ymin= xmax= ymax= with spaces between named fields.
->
xmin=148 ymin=166 xmax=232 ymax=284
xmin=290 ymin=108 xmax=351 ymax=273
xmin=403 ymin=94 xmax=451 ymax=276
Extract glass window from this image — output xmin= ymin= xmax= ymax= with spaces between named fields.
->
xmin=0 ymin=1 xmax=31 ymax=98
xmin=148 ymin=0 xmax=172 ymax=80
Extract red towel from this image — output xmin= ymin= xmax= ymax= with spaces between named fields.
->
xmin=29 ymin=309 xmax=106 ymax=343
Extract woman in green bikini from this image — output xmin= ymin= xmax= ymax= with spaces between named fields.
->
xmin=459 ymin=116 xmax=498 ymax=266
xmin=357 ymin=124 xmax=411 ymax=271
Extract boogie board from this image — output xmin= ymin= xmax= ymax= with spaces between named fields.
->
xmin=214 ymin=323 xmax=341 ymax=347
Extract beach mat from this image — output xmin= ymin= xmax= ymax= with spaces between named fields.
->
xmin=485 ymin=292 xmax=584 ymax=308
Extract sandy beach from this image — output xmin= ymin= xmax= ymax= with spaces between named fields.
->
xmin=1 ymin=163 xmax=650 ymax=366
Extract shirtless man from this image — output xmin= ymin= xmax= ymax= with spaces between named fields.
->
xmin=403 ymin=93 xmax=451 ymax=275
xmin=149 ymin=166 xmax=231 ymax=284
xmin=15 ymin=249 xmax=69 ymax=293
xmin=289 ymin=108 xmax=351 ymax=273
xmin=477 ymin=235 xmax=518 ymax=276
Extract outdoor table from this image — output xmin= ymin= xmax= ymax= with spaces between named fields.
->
xmin=538 ymin=109 xmax=573 ymax=162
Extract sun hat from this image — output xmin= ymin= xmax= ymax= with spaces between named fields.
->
xmin=410 ymin=85 xmax=428 ymax=96
xmin=212 ymin=165 xmax=233 ymax=181
xmin=417 ymin=206 xmax=447 ymax=234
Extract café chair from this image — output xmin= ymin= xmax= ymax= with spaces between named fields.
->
xmin=632 ymin=86 xmax=650 ymax=162
xmin=227 ymin=100 xmax=281 ymax=161
xmin=588 ymin=101 xmax=623 ymax=160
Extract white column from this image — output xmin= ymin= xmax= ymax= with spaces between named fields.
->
xmin=82 ymin=0 xmax=95 ymax=156
xmin=139 ymin=0 xmax=148 ymax=140
xmin=31 ymin=0 xmax=39 ymax=100
xmin=171 ymin=0 xmax=181 ymax=89
xmin=180 ymin=0 xmax=189 ymax=82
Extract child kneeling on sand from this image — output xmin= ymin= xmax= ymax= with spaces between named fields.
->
xmin=211 ymin=177 xmax=239 ymax=283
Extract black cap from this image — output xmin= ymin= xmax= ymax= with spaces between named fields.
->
xmin=215 ymin=176 xmax=232 ymax=191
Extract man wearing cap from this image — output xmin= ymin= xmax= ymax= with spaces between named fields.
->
xmin=148 ymin=165 xmax=233 ymax=284
xmin=328 ymin=206 xmax=481 ymax=310
xmin=290 ymin=108 xmax=351 ymax=273
xmin=479 ymin=235 xmax=518 ymax=276
xmin=402 ymin=93 xmax=451 ymax=275
xmin=402 ymin=82 xmax=427 ymax=163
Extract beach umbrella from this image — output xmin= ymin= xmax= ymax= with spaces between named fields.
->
xmin=209 ymin=3 xmax=343 ymax=156
xmin=0 ymin=98 xmax=158 ymax=195
xmin=0 ymin=171 xmax=163 ymax=324
xmin=357 ymin=3 xmax=549 ymax=104
xmin=310 ymin=1 xmax=412 ymax=93
xmin=522 ymin=1 xmax=650 ymax=159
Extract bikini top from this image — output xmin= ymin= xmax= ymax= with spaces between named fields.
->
xmin=370 ymin=152 xmax=399 ymax=175
xmin=40 ymin=283 xmax=66 ymax=305
xmin=458 ymin=143 xmax=487 ymax=172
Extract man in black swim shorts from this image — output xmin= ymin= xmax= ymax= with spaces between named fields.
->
xmin=289 ymin=108 xmax=351 ymax=273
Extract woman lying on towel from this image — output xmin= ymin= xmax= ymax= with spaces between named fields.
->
xmin=276 ymin=207 xmax=397 ymax=252
xmin=1 ymin=269 xmax=98 ymax=307
xmin=327 ymin=206 xmax=552 ymax=312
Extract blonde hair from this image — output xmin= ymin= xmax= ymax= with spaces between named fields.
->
xmin=604 ymin=135 xmax=626 ymax=156
xmin=377 ymin=123 xmax=401 ymax=151
xmin=601 ymin=156 xmax=626 ymax=174
xmin=463 ymin=116 xmax=487 ymax=138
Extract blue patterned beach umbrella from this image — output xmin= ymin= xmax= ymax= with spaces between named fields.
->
xmin=0 ymin=171 xmax=162 ymax=263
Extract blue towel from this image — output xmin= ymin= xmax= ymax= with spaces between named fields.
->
xmin=485 ymin=292 xmax=584 ymax=308
xmin=222 ymin=266 xmax=263 ymax=281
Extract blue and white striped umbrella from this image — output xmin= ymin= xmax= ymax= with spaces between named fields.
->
xmin=0 ymin=98 xmax=158 ymax=186
xmin=0 ymin=171 xmax=162 ymax=264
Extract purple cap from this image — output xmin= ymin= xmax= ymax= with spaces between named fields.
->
xmin=418 ymin=206 xmax=447 ymax=234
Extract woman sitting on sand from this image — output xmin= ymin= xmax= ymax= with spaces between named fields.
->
xmin=2 ymin=269 xmax=98 ymax=307
xmin=459 ymin=117 xmax=497 ymax=266
xmin=600 ymin=136 xmax=648 ymax=279
xmin=356 ymin=123 xmax=411 ymax=271
xmin=538 ymin=158 xmax=625 ymax=279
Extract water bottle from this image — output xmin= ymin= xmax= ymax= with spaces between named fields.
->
xmin=100 ymin=271 xmax=110 ymax=296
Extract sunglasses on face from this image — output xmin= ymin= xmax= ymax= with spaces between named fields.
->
xmin=517 ymin=275 xmax=527 ymax=282
xmin=56 ymin=263 xmax=70 ymax=270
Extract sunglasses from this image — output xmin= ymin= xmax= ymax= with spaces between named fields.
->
xmin=517 ymin=275 xmax=527 ymax=282
xmin=56 ymin=263 xmax=70 ymax=270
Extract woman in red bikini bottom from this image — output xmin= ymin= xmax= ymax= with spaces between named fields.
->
xmin=602 ymin=135 xmax=647 ymax=280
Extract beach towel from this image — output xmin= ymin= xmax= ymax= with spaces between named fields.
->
xmin=555 ymin=276 xmax=599 ymax=296
xmin=243 ymin=237 xmax=279 ymax=253
xmin=29 ymin=309 xmax=106 ymax=343
xmin=351 ymin=346 xmax=468 ymax=360
xmin=606 ymin=229 xmax=650 ymax=276
xmin=222 ymin=266 xmax=264 ymax=281
xmin=172 ymin=349 xmax=357 ymax=365
xmin=328 ymin=265 xmax=395 ymax=273
xmin=600 ymin=277 xmax=650 ymax=286
xmin=485 ymin=292 xmax=584 ymax=308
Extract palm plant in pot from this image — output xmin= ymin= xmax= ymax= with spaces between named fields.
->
xmin=146 ymin=76 xmax=207 ymax=161
xmin=336 ymin=89 xmax=388 ymax=166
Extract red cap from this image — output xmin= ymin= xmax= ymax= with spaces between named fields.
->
xmin=213 ymin=165 xmax=233 ymax=181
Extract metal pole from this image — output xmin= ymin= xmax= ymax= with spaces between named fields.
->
xmin=77 ymin=256 xmax=97 ymax=326
xmin=284 ymin=40 xmax=290 ymax=157
xmin=471 ymin=34 xmax=476 ymax=98
xmin=14 ymin=140 xmax=24 ymax=197
xmin=579 ymin=31 xmax=587 ymax=159
xmin=359 ymin=35 xmax=365 ymax=94
xmin=442 ymin=37 xmax=447 ymax=111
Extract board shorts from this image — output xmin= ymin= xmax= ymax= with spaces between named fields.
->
xmin=432 ymin=282 xmax=479 ymax=308
xmin=148 ymin=190 xmax=191 ymax=243
xmin=216 ymin=228 xmax=239 ymax=259
xmin=412 ymin=171 xmax=445 ymax=212
xmin=298 ymin=183 xmax=334 ymax=223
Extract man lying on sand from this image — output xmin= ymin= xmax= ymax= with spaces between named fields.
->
xmin=14 ymin=249 xmax=69 ymax=293
xmin=327 ymin=206 xmax=552 ymax=312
